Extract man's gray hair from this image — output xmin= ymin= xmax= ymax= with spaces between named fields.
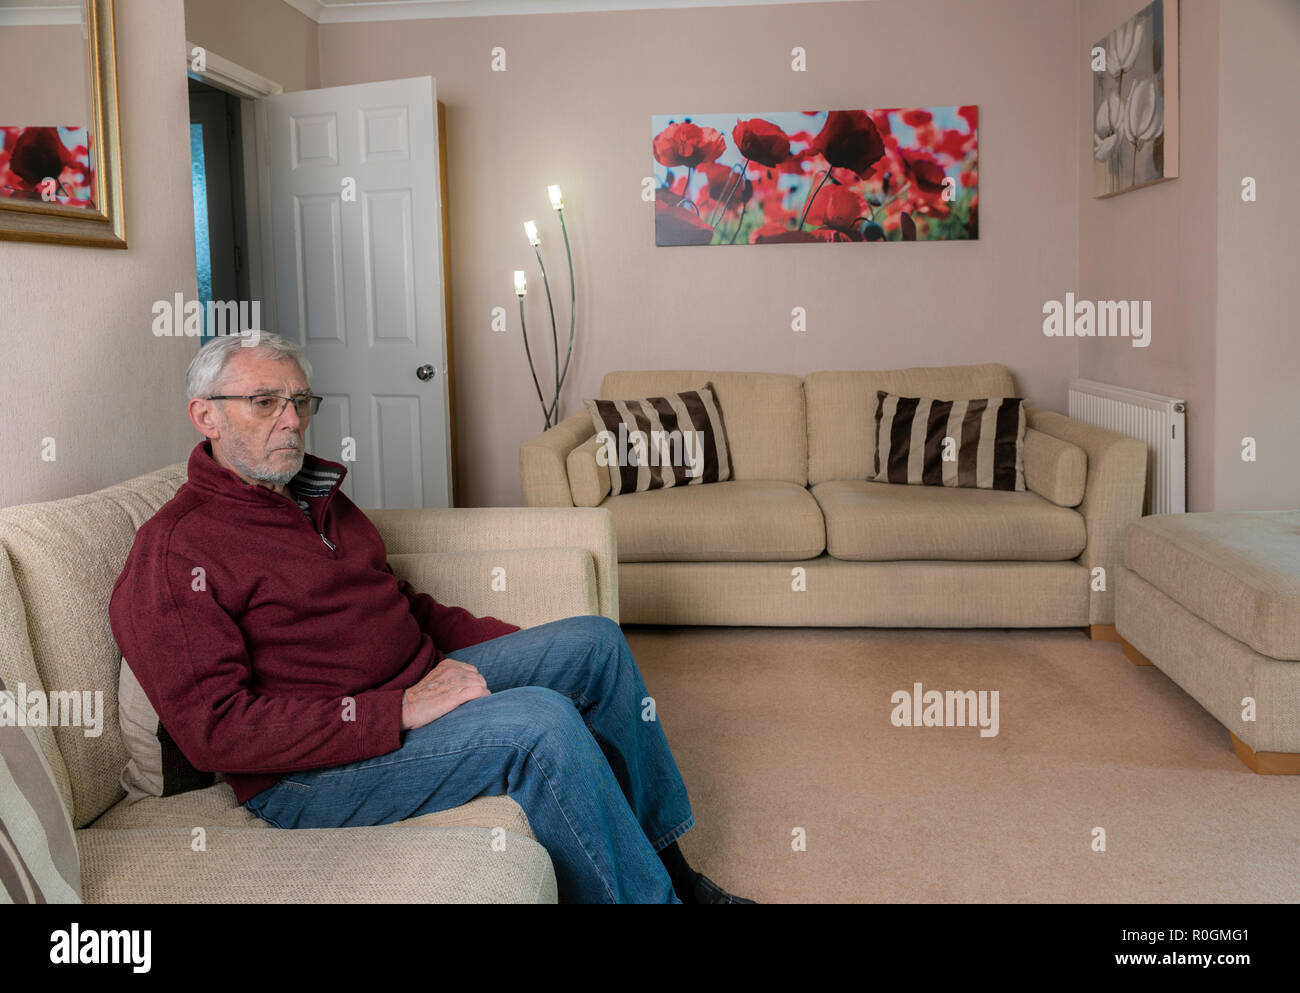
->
xmin=186 ymin=332 xmax=313 ymax=400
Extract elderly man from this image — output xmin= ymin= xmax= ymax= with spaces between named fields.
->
xmin=109 ymin=332 xmax=751 ymax=904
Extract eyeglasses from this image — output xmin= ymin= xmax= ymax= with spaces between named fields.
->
xmin=207 ymin=394 xmax=323 ymax=418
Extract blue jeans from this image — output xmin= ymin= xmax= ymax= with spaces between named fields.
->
xmin=242 ymin=615 xmax=694 ymax=903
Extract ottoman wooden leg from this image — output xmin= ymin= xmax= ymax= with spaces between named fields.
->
xmin=1230 ymin=733 xmax=1300 ymax=775
xmin=1119 ymin=637 xmax=1154 ymax=666
xmin=1089 ymin=624 xmax=1121 ymax=642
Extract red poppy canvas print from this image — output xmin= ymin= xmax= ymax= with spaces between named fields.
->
xmin=653 ymin=108 xmax=978 ymax=246
xmin=0 ymin=126 xmax=96 ymax=208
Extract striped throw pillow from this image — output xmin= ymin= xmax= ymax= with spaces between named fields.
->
xmin=1 ymin=676 xmax=82 ymax=903
xmin=872 ymin=391 xmax=1026 ymax=491
xmin=118 ymin=657 xmax=224 ymax=802
xmin=585 ymin=382 xmax=733 ymax=496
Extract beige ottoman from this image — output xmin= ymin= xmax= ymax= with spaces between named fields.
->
xmin=1114 ymin=511 xmax=1300 ymax=773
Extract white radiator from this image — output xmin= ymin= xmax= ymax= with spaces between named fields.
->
xmin=1067 ymin=379 xmax=1186 ymax=515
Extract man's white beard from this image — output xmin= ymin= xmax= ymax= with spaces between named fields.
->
xmin=226 ymin=441 xmax=304 ymax=487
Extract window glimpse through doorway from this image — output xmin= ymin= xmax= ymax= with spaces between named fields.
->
xmin=188 ymin=77 xmax=250 ymax=342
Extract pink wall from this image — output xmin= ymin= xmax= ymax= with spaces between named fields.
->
xmin=1213 ymin=0 xmax=1300 ymax=510
xmin=320 ymin=0 xmax=1082 ymax=507
xmin=184 ymin=0 xmax=321 ymax=92
xmin=1078 ymin=0 xmax=1219 ymax=512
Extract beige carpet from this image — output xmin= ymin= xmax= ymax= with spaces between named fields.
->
xmin=623 ymin=626 xmax=1300 ymax=903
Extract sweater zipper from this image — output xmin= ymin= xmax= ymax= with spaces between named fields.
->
xmin=317 ymin=477 xmax=342 ymax=553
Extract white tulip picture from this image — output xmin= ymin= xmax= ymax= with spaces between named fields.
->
xmin=1092 ymin=0 xmax=1179 ymax=197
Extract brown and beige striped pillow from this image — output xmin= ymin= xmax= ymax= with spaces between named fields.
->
xmin=585 ymin=383 xmax=733 ymax=496
xmin=1 ymin=676 xmax=81 ymax=904
xmin=872 ymin=391 xmax=1026 ymax=491
xmin=118 ymin=657 xmax=224 ymax=802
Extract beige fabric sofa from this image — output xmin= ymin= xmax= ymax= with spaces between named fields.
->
xmin=1115 ymin=511 xmax=1300 ymax=772
xmin=0 ymin=462 xmax=618 ymax=902
xmin=521 ymin=365 xmax=1147 ymax=634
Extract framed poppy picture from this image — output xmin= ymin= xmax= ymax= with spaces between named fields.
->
xmin=652 ymin=107 xmax=978 ymax=246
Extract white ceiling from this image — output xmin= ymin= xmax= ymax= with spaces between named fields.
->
xmin=281 ymin=0 xmax=866 ymax=24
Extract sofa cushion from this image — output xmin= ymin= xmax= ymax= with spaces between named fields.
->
xmin=1124 ymin=512 xmax=1300 ymax=660
xmin=601 ymin=371 xmax=807 ymax=485
xmin=77 ymin=823 xmax=556 ymax=903
xmin=1 ymin=675 xmax=81 ymax=903
xmin=567 ymin=434 xmax=611 ymax=507
xmin=871 ymin=392 xmax=1026 ymax=490
xmin=584 ymin=382 xmax=733 ymax=495
xmin=0 ymin=464 xmax=188 ymax=828
xmin=805 ymin=365 xmax=1017 ymax=486
xmin=813 ymin=480 xmax=1086 ymax=561
xmin=604 ymin=480 xmax=826 ymax=562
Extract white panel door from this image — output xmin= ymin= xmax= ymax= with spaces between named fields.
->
xmin=264 ymin=76 xmax=450 ymax=509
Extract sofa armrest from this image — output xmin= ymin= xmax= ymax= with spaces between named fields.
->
xmin=1023 ymin=428 xmax=1087 ymax=507
xmin=567 ymin=434 xmax=611 ymax=507
xmin=389 ymin=548 xmax=598 ymax=629
xmin=1026 ymin=408 xmax=1147 ymax=624
xmin=363 ymin=506 xmax=619 ymax=623
xmin=519 ymin=410 xmax=595 ymax=507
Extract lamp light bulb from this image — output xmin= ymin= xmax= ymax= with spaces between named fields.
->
xmin=514 ymin=270 xmax=527 ymax=296
xmin=524 ymin=220 xmax=540 ymax=246
xmin=548 ymin=185 xmax=564 ymax=210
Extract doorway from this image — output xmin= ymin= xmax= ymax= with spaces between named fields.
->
xmin=188 ymin=77 xmax=251 ymax=339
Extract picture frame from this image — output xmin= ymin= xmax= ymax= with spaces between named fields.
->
xmin=0 ymin=0 xmax=126 ymax=248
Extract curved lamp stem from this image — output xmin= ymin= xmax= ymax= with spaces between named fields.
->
xmin=533 ymin=244 xmax=561 ymax=428
xmin=518 ymin=297 xmax=552 ymax=429
xmin=549 ymin=208 xmax=577 ymax=425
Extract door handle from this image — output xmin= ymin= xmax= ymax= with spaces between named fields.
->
xmin=416 ymin=364 xmax=436 ymax=381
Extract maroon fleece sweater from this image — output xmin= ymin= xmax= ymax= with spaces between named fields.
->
xmin=109 ymin=441 xmax=519 ymax=804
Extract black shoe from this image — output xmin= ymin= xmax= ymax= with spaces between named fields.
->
xmin=692 ymin=873 xmax=756 ymax=904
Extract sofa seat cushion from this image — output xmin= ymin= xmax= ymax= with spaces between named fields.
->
xmin=604 ymin=480 xmax=826 ymax=562
xmin=78 ymin=823 xmax=555 ymax=903
xmin=812 ymin=480 xmax=1086 ymax=561
xmin=1124 ymin=512 xmax=1300 ymax=660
